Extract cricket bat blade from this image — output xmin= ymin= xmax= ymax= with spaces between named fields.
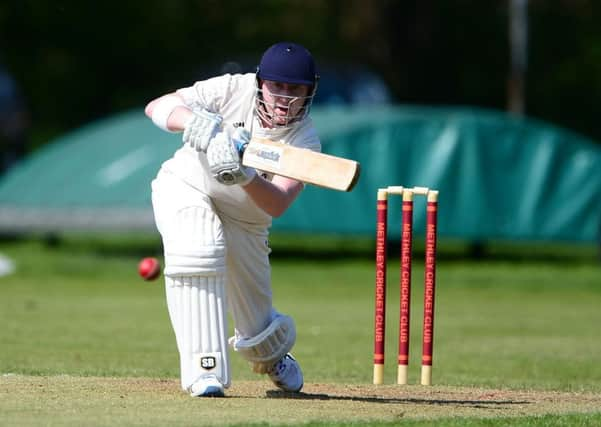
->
xmin=242 ymin=138 xmax=361 ymax=192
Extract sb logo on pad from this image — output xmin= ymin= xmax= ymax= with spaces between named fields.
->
xmin=200 ymin=356 xmax=217 ymax=370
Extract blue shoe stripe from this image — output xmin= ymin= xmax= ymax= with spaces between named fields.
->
xmin=199 ymin=386 xmax=225 ymax=397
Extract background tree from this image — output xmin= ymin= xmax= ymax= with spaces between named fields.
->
xmin=0 ymin=0 xmax=600 ymax=153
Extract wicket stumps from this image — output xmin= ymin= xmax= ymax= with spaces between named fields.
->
xmin=373 ymin=186 xmax=439 ymax=386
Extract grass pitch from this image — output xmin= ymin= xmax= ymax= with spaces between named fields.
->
xmin=0 ymin=235 xmax=600 ymax=426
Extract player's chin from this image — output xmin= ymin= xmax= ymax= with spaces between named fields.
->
xmin=272 ymin=116 xmax=289 ymax=126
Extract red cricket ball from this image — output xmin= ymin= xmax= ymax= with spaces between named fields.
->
xmin=138 ymin=257 xmax=161 ymax=281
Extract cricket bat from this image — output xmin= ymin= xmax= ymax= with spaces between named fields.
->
xmin=241 ymin=137 xmax=361 ymax=192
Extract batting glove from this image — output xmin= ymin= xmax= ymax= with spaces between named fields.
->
xmin=182 ymin=108 xmax=223 ymax=152
xmin=206 ymin=128 xmax=257 ymax=186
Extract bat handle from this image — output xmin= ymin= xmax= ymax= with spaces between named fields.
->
xmin=232 ymin=127 xmax=250 ymax=158
xmin=235 ymin=141 xmax=248 ymax=156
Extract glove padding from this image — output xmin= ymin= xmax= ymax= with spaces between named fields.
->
xmin=182 ymin=109 xmax=223 ymax=152
xmin=206 ymin=128 xmax=257 ymax=186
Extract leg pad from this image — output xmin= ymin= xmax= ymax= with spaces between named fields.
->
xmin=229 ymin=314 xmax=296 ymax=374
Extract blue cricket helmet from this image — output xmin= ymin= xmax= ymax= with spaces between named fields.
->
xmin=256 ymin=42 xmax=318 ymax=86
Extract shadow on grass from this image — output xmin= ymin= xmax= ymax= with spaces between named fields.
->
xmin=264 ymin=390 xmax=531 ymax=408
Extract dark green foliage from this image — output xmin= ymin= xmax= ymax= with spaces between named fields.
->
xmin=0 ymin=1 xmax=601 ymax=152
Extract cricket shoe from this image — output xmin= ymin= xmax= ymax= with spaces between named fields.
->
xmin=268 ymin=353 xmax=303 ymax=392
xmin=189 ymin=375 xmax=225 ymax=398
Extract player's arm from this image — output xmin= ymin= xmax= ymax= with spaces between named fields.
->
xmin=205 ymin=129 xmax=304 ymax=217
xmin=242 ymin=175 xmax=304 ymax=218
xmin=144 ymin=93 xmax=192 ymax=132
xmin=145 ymin=93 xmax=222 ymax=152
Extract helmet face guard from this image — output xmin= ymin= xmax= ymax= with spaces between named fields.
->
xmin=254 ymin=80 xmax=318 ymax=128
xmin=254 ymin=42 xmax=319 ymax=128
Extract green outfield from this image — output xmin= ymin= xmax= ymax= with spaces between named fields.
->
xmin=1 ymin=235 xmax=600 ymax=426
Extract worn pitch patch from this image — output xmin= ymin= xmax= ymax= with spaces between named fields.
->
xmin=2 ymin=375 xmax=601 ymax=424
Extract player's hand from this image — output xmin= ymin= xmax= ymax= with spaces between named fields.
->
xmin=206 ymin=128 xmax=257 ymax=186
xmin=182 ymin=108 xmax=223 ymax=152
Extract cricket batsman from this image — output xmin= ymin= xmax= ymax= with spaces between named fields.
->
xmin=145 ymin=42 xmax=320 ymax=397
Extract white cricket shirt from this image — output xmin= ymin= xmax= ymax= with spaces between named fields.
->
xmin=159 ymin=73 xmax=321 ymax=229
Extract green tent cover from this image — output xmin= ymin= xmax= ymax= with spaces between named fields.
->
xmin=0 ymin=105 xmax=599 ymax=243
